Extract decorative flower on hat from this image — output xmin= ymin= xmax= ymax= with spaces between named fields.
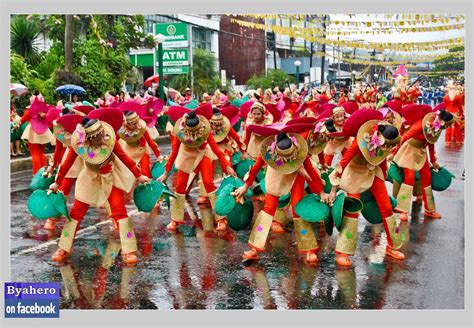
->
xmin=75 ymin=124 xmax=86 ymax=147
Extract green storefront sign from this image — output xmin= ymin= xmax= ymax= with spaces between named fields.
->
xmin=129 ymin=53 xmax=154 ymax=68
xmin=163 ymin=66 xmax=189 ymax=75
xmin=155 ymin=49 xmax=189 ymax=66
xmin=154 ymin=22 xmax=189 ymax=48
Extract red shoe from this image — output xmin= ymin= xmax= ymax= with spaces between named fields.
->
xmin=271 ymin=221 xmax=285 ymax=233
xmin=336 ymin=253 xmax=352 ymax=267
xmin=398 ymin=212 xmax=409 ymax=221
xmin=197 ymin=196 xmax=209 ymax=205
xmin=385 ymin=246 xmax=405 ymax=260
xmin=215 ymin=219 xmax=228 ymax=231
xmin=243 ymin=248 xmax=259 ymax=260
xmin=122 ymin=252 xmax=138 ymax=266
xmin=52 ymin=249 xmax=70 ymax=262
xmin=306 ymin=250 xmax=319 ymax=263
xmin=424 ymin=211 xmax=441 ymax=219
xmin=44 ymin=219 xmax=57 ymax=230
xmin=166 ymin=220 xmax=182 ymax=232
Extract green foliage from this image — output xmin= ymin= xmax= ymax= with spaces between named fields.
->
xmin=10 ymin=53 xmax=32 ymax=85
xmin=433 ymin=46 xmax=464 ymax=75
xmin=11 ymin=16 xmax=41 ymax=65
xmin=167 ymin=48 xmax=221 ymax=97
xmin=246 ymin=69 xmax=295 ymax=90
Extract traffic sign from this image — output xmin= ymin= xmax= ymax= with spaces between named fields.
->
xmin=155 ymin=22 xmax=189 ymax=48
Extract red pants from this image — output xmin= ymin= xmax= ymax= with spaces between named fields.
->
xmin=175 ymin=156 xmax=216 ymax=194
xmin=68 ymin=186 xmax=128 ymax=239
xmin=262 ymin=174 xmax=306 ymax=217
xmin=59 ymin=177 xmax=76 ymax=196
xmin=139 ymin=153 xmax=151 ymax=178
xmin=28 ymin=142 xmax=47 ymax=175
xmin=403 ymin=161 xmax=432 ymax=211
xmin=445 ymin=122 xmax=463 ymax=143
xmin=347 ymin=177 xmax=395 ymax=248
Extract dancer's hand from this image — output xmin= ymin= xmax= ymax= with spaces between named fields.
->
xmin=232 ymin=184 xmax=249 ymax=199
xmin=328 ymin=189 xmax=337 ymax=205
xmin=386 ymin=153 xmax=394 ymax=162
xmin=431 ymin=162 xmax=441 ymax=170
xmin=48 ymin=182 xmax=59 ymax=193
xmin=319 ymin=192 xmax=330 ymax=204
xmin=157 ymin=155 xmax=164 ymax=162
xmin=226 ymin=166 xmax=237 ymax=177
xmin=138 ymin=175 xmax=151 ymax=184
xmin=158 ymin=172 xmax=169 ymax=183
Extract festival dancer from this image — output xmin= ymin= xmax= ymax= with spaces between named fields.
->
xmin=118 ymin=110 xmax=162 ymax=178
xmin=48 ymin=111 xmax=151 ymax=266
xmin=242 ymin=102 xmax=275 ymax=160
xmin=329 ymin=109 xmax=405 ymax=267
xmin=20 ymin=99 xmax=56 ymax=175
xmin=158 ymin=108 xmax=236 ymax=232
xmin=196 ymin=106 xmax=244 ymax=206
xmin=393 ymin=104 xmax=454 ymax=220
xmin=443 ymin=82 xmax=464 ymax=146
xmin=234 ymin=127 xmax=330 ymax=263
xmin=322 ymin=105 xmax=352 ymax=167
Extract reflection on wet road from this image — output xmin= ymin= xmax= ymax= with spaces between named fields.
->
xmin=10 ymin=142 xmax=464 ymax=309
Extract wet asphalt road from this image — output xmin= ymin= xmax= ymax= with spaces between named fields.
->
xmin=9 ymin=140 xmax=464 ymax=310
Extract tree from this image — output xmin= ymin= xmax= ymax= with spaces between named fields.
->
xmin=433 ymin=46 xmax=464 ymax=74
xmin=167 ymin=48 xmax=221 ymax=97
xmin=64 ymin=15 xmax=74 ymax=72
xmin=10 ymin=17 xmax=41 ymax=65
xmin=246 ymin=69 xmax=295 ymax=90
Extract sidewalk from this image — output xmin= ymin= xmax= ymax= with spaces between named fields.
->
xmin=10 ymin=135 xmax=170 ymax=173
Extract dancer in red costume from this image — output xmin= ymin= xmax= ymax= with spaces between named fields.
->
xmin=393 ymin=104 xmax=454 ymax=220
xmin=49 ymin=111 xmax=151 ymax=266
xmin=329 ymin=109 xmax=405 ymax=267
xmin=443 ymin=82 xmax=464 ymax=146
xmin=158 ymin=107 xmax=236 ymax=232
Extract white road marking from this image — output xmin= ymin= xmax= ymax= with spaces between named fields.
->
xmin=12 ymin=177 xmax=224 ymax=257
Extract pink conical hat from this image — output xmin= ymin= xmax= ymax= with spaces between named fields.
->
xmin=30 ymin=101 xmax=49 ymax=134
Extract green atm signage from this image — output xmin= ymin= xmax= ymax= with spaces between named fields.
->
xmin=154 ymin=22 xmax=188 ymax=48
xmin=156 ymin=49 xmax=189 ymax=66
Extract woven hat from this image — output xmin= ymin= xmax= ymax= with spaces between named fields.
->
xmin=27 ymin=190 xmax=61 ymax=220
xmin=118 ymin=115 xmax=147 ymax=144
xmin=54 ymin=114 xmax=83 ymax=146
xmin=235 ymin=159 xmax=255 ymax=179
xmin=387 ymin=162 xmax=403 ymax=184
xmin=260 ymin=133 xmax=308 ymax=174
xmin=227 ymin=201 xmax=254 ymax=231
xmin=71 ymin=121 xmax=116 ymax=165
xmin=30 ymin=100 xmax=49 ymax=134
xmin=307 ymin=120 xmax=330 ymax=155
xmin=401 ymin=104 xmax=432 ymax=126
xmin=215 ymin=184 xmax=237 ymax=216
xmin=134 ymin=180 xmax=174 ymax=212
xmin=210 ymin=109 xmax=231 ymax=143
xmin=239 ymin=100 xmax=257 ymax=119
xmin=343 ymin=109 xmax=383 ymax=138
xmin=361 ymin=194 xmax=397 ymax=224
xmin=431 ymin=167 xmax=455 ymax=191
xmin=295 ymin=194 xmax=330 ymax=223
xmin=422 ymin=111 xmax=452 ymax=144
xmin=30 ymin=166 xmax=56 ymax=191
xmin=324 ymin=213 xmax=334 ymax=236
xmin=331 ymin=193 xmax=363 ymax=231
xmin=321 ymin=167 xmax=334 ymax=193
xmin=339 ymin=101 xmax=359 ymax=115
xmin=217 ymin=176 xmax=252 ymax=199
xmin=174 ymin=114 xmax=211 ymax=149
xmin=384 ymin=100 xmax=403 ymax=114
xmin=357 ymin=120 xmax=400 ymax=166
xmin=221 ymin=104 xmax=241 ymax=127
xmin=379 ymin=106 xmax=403 ymax=130
xmin=87 ymin=107 xmax=125 ymax=133
xmin=49 ymin=191 xmax=70 ymax=219
xmin=151 ymin=159 xmax=177 ymax=179
xmin=264 ymin=103 xmax=282 ymax=122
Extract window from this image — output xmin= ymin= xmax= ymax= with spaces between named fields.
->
xmin=192 ymin=27 xmax=212 ymax=51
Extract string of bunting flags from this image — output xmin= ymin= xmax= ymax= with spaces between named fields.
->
xmin=229 ymin=18 xmax=464 ymax=52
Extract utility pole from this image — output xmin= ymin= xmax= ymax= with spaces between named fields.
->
xmin=64 ymin=15 xmax=74 ymax=72
xmin=320 ymin=15 xmax=327 ymax=84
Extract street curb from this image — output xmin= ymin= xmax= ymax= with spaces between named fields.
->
xmin=10 ymin=136 xmax=171 ymax=173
